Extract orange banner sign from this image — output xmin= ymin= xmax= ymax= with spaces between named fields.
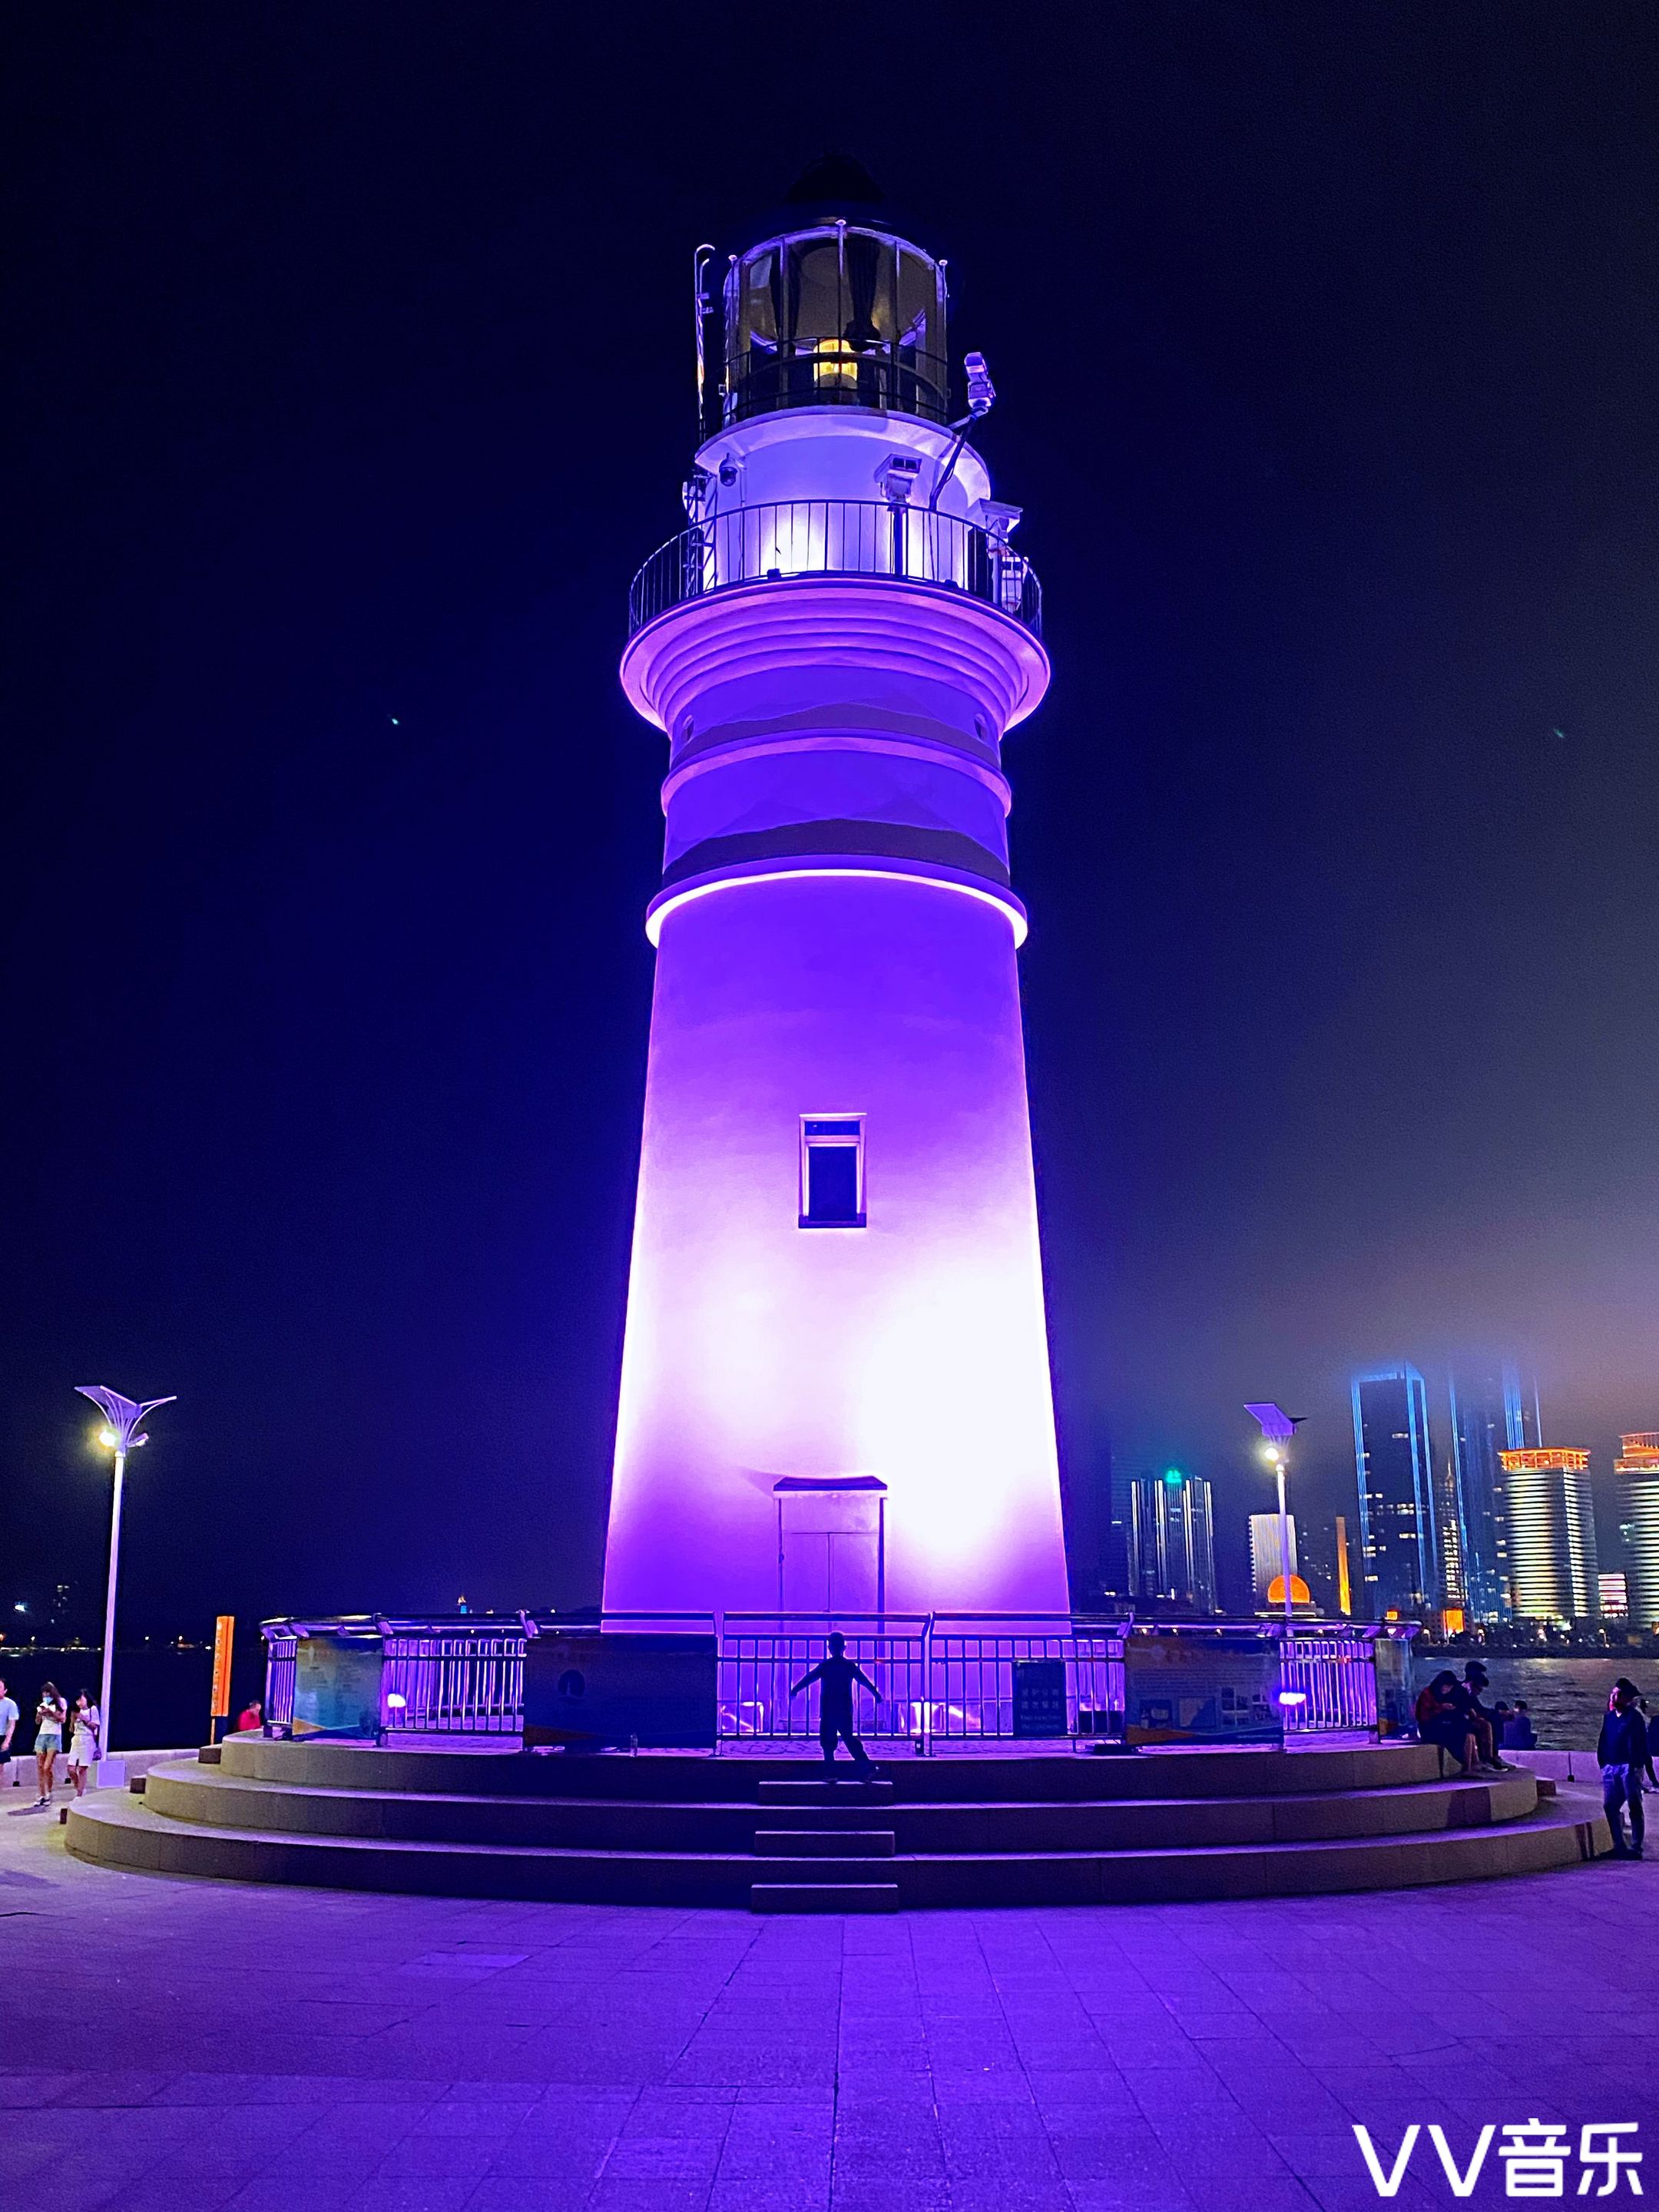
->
xmin=210 ymin=1614 xmax=234 ymax=1718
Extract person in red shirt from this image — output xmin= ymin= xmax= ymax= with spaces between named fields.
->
xmin=234 ymin=1699 xmax=263 ymax=1734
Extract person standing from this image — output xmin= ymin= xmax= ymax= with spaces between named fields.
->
xmin=791 ymin=1632 xmax=879 ymax=1775
xmin=65 ymin=1694 xmax=101 ymax=1798
xmin=1598 ymin=1679 xmax=1649 ymax=1860
xmin=0 ymin=1678 xmax=18 ymax=1770
xmin=32 ymin=1683 xmax=67 ymax=1809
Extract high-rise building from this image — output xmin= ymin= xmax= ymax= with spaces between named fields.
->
xmin=1447 ymin=1363 xmax=1537 ymax=1624
xmin=602 ymin=167 xmax=1070 ymax=1616
xmin=1614 ymin=1432 xmax=1659 ymax=1633
xmin=1352 ymin=1366 xmax=1436 ymax=1619
xmin=1432 ymin=1455 xmax=1468 ymax=1611
xmin=1498 ymin=1448 xmax=1600 ymax=1625
xmin=1249 ymin=1512 xmax=1300 ymax=1608
xmin=1128 ymin=1470 xmax=1218 ymax=1612
xmin=1599 ymin=1571 xmax=1630 ymax=1621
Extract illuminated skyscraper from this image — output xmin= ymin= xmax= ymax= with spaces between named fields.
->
xmin=1128 ymin=1470 xmax=1217 ymax=1612
xmin=1352 ymin=1366 xmax=1436 ymax=1618
xmin=1498 ymin=1448 xmax=1600 ymax=1625
xmin=1447 ymin=1362 xmax=1538 ymax=1624
xmin=1249 ymin=1512 xmax=1302 ymax=1608
xmin=602 ymin=165 xmax=1069 ymax=1617
xmin=1614 ymin=1432 xmax=1659 ymax=1633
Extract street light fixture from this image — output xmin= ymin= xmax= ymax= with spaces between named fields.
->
xmin=1244 ymin=1401 xmax=1306 ymax=1639
xmin=75 ymin=1385 xmax=176 ymax=1765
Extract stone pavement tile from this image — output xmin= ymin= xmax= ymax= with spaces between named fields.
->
xmin=374 ymin=2137 xmax=501 ymax=2180
xmin=412 ymin=2102 xmax=538 ymax=2137
xmin=601 ymin=2136 xmax=724 ymax=2183
xmin=1062 ymin=2167 xmax=1200 ymax=2210
xmin=584 ymin=2181 xmax=714 ymax=2212
xmin=95 ymin=2177 xmax=250 ymax=2212
xmin=339 ymin=2185 xmax=481 ymax=2212
xmin=830 ymin=2138 xmax=948 ymax=2183
xmin=949 ymin=2182 xmax=1074 ymax=2212
xmin=1181 ymin=2177 xmax=1318 ymax=2210
xmin=1267 ymin=2131 xmax=1389 ymax=2178
xmin=0 ymin=2072 xmax=83 ymax=2104
xmin=826 ymin=2183 xmax=952 ymax=2212
xmin=707 ymin=2185 xmax=829 ymax=2212
xmin=1048 ymin=2131 xmax=1178 ymax=2182
xmin=936 ymin=2098 xmax=1048 ymax=2135
xmin=1024 ymin=2071 xmax=1142 ymax=2115
xmin=224 ymin=2177 xmax=373 ymax=2212
xmin=51 ymin=2070 xmax=177 ymax=2106
xmin=462 ymin=2184 xmax=591 ymax=2212
xmin=1300 ymin=2179 xmax=1444 ymax=2212
xmin=1147 ymin=2128 xmax=1295 ymax=2176
xmin=615 ymin=2097 xmax=733 ymax=2140
xmin=666 ymin=2049 xmax=833 ymax=2090
xmin=485 ymin=2132 xmax=621 ymax=2180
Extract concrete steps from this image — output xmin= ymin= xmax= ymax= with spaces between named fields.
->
xmin=62 ymin=1741 xmax=1610 ymax=1909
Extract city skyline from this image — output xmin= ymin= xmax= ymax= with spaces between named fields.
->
xmin=5 ymin=11 xmax=1655 ymax=1631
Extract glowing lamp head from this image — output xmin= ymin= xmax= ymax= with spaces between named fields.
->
xmin=1277 ymin=1690 xmax=1307 ymax=1708
xmin=97 ymin=1427 xmax=118 ymax=1449
xmin=384 ymin=1693 xmax=408 ymax=1711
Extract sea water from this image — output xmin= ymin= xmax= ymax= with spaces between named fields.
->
xmin=1414 ymin=1654 xmax=1657 ymax=1750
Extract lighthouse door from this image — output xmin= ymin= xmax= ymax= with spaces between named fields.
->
xmin=774 ymin=1478 xmax=886 ymax=1618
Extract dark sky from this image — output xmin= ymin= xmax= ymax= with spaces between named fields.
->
xmin=4 ymin=5 xmax=1656 ymax=1630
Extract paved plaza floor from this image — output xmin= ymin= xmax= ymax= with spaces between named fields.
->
xmin=1 ymin=1777 xmax=1654 ymax=2212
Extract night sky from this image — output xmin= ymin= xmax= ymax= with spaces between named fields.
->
xmin=5 ymin=6 xmax=1656 ymax=1631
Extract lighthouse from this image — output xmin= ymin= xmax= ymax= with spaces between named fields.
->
xmin=601 ymin=161 xmax=1070 ymax=1620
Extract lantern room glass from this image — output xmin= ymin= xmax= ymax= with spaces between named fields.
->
xmin=723 ymin=225 xmax=950 ymax=426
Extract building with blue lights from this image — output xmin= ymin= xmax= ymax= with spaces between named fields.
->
xmin=1447 ymin=1362 xmax=1538 ymax=1623
xmin=1352 ymin=1366 xmax=1436 ymax=1619
xmin=1128 ymin=1469 xmax=1218 ymax=1613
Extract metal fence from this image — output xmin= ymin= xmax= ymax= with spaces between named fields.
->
xmin=382 ymin=1627 xmax=522 ymax=1735
xmin=927 ymin=1618 xmax=1127 ymax=1744
xmin=1280 ymin=1629 xmax=1383 ymax=1734
xmin=720 ymin=1615 xmax=929 ymax=1744
xmin=628 ymin=498 xmax=1041 ymax=637
xmin=261 ymin=1614 xmax=1412 ymax=1749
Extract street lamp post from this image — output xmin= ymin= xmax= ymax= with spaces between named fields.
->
xmin=1245 ymin=1401 xmax=1305 ymax=1638
xmin=75 ymin=1386 xmax=175 ymax=1765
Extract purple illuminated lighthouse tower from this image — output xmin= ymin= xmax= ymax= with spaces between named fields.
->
xmin=603 ymin=164 xmax=1069 ymax=1618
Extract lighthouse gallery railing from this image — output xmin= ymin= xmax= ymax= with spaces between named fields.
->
xmin=260 ymin=1614 xmax=1402 ymax=1746
xmin=627 ymin=499 xmax=1042 ymax=638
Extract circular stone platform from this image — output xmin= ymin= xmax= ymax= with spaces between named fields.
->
xmin=65 ymin=1735 xmax=1608 ymax=1910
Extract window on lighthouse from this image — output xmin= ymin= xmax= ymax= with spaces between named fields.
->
xmin=800 ymin=1118 xmax=866 ymax=1229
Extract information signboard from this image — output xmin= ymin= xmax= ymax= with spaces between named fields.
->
xmin=1122 ymin=1633 xmax=1282 ymax=1746
xmin=291 ymin=1633 xmax=383 ymax=1739
xmin=1372 ymin=1636 xmax=1415 ymax=1739
xmin=523 ymin=1631 xmax=717 ymax=1750
xmin=1012 ymin=1657 xmax=1068 ymax=1738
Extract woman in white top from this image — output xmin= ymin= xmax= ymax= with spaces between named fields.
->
xmin=66 ymin=1694 xmax=101 ymax=1797
xmin=33 ymin=1684 xmax=66 ymax=1807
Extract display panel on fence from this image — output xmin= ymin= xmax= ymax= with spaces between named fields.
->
xmin=1122 ymin=1632 xmax=1282 ymax=1745
xmin=524 ymin=1632 xmax=718 ymax=1750
xmin=1012 ymin=1657 xmax=1068 ymax=1737
xmin=291 ymin=1634 xmax=384 ymax=1738
xmin=1371 ymin=1636 xmax=1415 ymax=1739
